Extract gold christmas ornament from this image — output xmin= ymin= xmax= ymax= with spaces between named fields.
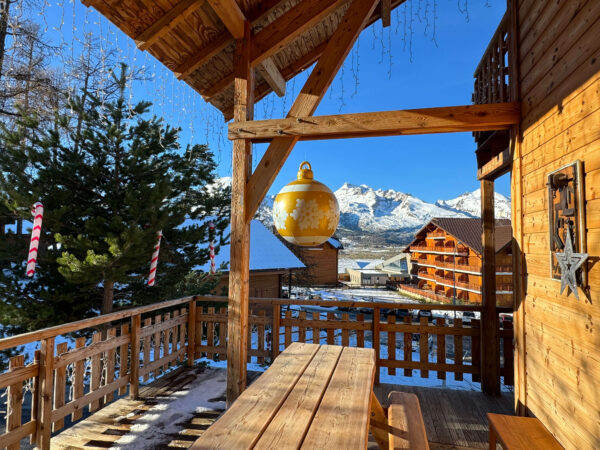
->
xmin=273 ymin=161 xmax=340 ymax=247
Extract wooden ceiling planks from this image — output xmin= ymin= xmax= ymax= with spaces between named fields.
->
xmin=84 ymin=0 xmax=407 ymax=118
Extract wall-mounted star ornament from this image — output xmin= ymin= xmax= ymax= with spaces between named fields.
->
xmin=555 ymin=230 xmax=588 ymax=300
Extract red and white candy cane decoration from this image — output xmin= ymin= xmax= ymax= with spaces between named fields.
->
xmin=147 ymin=230 xmax=162 ymax=286
xmin=209 ymin=222 xmax=216 ymax=274
xmin=26 ymin=202 xmax=44 ymax=277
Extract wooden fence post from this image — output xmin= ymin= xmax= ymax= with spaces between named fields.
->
xmin=272 ymin=304 xmax=280 ymax=360
xmin=53 ymin=343 xmax=68 ymax=431
xmin=372 ymin=307 xmax=380 ymax=385
xmin=7 ymin=355 xmax=24 ymax=450
xmin=130 ymin=314 xmax=141 ymax=399
xmin=187 ymin=297 xmax=197 ymax=366
xmin=36 ymin=336 xmax=54 ymax=450
xmin=30 ymin=350 xmax=40 ymax=445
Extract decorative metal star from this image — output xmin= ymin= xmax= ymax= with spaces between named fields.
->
xmin=555 ymin=230 xmax=588 ymax=300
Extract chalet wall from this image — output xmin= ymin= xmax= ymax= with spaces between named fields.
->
xmin=295 ymin=245 xmax=339 ymax=285
xmin=514 ymin=0 xmax=600 ymax=448
xmin=213 ymin=272 xmax=282 ymax=298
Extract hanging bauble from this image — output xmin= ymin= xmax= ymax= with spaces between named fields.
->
xmin=273 ymin=161 xmax=340 ymax=247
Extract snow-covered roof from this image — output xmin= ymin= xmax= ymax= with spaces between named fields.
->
xmin=196 ymin=220 xmax=305 ymax=273
xmin=327 ymin=237 xmax=343 ymax=249
xmin=338 ymin=258 xmax=360 ymax=273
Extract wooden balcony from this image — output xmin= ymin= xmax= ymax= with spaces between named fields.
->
xmin=0 ymin=295 xmax=514 ymax=449
xmin=472 ymin=10 xmax=515 ymax=180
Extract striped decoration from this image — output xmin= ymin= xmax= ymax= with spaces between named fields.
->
xmin=147 ymin=230 xmax=162 ymax=286
xmin=209 ymin=222 xmax=216 ymax=274
xmin=26 ymin=202 xmax=44 ymax=277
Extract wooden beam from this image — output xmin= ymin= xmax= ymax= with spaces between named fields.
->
xmin=227 ymin=21 xmax=254 ymax=407
xmin=135 ymin=0 xmax=203 ymax=51
xmin=174 ymin=0 xmax=284 ymax=79
xmin=381 ymin=0 xmax=391 ymax=27
xmin=245 ymin=0 xmax=379 ymax=223
xmin=478 ymin=147 xmax=511 ymax=180
xmin=256 ymin=57 xmax=286 ymax=97
xmin=205 ymin=60 xmax=285 ymax=99
xmin=228 ymin=102 xmax=521 ymax=141
xmin=250 ymin=0 xmax=349 ymax=67
xmin=222 ymin=40 xmax=329 ymax=119
xmin=216 ymin=1 xmax=408 ymax=106
xmin=207 ymin=0 xmax=246 ymax=39
xmin=480 ymin=179 xmax=500 ymax=395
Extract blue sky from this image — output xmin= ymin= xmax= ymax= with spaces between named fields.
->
xmin=41 ymin=0 xmax=509 ymax=202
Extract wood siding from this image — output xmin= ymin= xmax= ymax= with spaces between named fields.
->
xmin=294 ymin=244 xmax=339 ymax=285
xmin=514 ymin=0 xmax=600 ymax=448
xmin=213 ymin=272 xmax=283 ymax=298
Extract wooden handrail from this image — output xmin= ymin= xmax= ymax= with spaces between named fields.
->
xmin=0 ymin=295 xmax=194 ymax=352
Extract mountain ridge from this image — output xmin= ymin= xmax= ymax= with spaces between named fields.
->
xmin=248 ymin=180 xmax=511 ymax=247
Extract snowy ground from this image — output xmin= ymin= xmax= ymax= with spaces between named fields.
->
xmin=109 ymin=367 xmax=226 ymax=450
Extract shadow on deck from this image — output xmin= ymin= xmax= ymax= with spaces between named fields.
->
xmin=52 ymin=366 xmax=513 ymax=449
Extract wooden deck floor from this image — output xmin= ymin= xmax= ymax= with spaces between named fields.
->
xmin=52 ymin=367 xmax=513 ymax=449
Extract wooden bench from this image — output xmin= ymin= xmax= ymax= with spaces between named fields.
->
xmin=387 ymin=391 xmax=430 ymax=450
xmin=487 ymin=413 xmax=563 ymax=449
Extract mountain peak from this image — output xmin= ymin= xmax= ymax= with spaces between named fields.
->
xmin=255 ymin=182 xmax=511 ymax=246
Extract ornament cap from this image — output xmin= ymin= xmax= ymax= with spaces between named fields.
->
xmin=297 ymin=161 xmax=314 ymax=180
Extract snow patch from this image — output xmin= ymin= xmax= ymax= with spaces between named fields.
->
xmin=109 ymin=368 xmax=226 ymax=449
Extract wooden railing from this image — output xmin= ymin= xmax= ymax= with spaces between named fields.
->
xmin=193 ymin=296 xmax=514 ymax=388
xmin=0 ymin=294 xmax=514 ymax=448
xmin=473 ymin=11 xmax=510 ymax=105
xmin=0 ymin=296 xmax=196 ymax=450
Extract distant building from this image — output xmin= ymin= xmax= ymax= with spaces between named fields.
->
xmin=375 ymin=253 xmax=412 ymax=285
xmin=197 ymin=220 xmax=305 ymax=298
xmin=346 ymin=268 xmax=389 ymax=287
xmin=284 ymin=237 xmax=343 ymax=286
xmin=401 ymin=217 xmax=513 ymax=307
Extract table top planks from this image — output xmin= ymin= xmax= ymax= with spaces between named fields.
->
xmin=301 ymin=346 xmax=376 ymax=449
xmin=191 ymin=343 xmax=376 ymax=450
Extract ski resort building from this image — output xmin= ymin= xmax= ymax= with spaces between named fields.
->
xmin=402 ymin=218 xmax=513 ymax=307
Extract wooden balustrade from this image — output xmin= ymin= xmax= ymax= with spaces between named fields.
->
xmin=193 ymin=296 xmax=513 ymax=388
xmin=0 ymin=296 xmax=196 ymax=449
xmin=473 ymin=11 xmax=510 ymax=105
xmin=0 ymin=294 xmax=514 ymax=448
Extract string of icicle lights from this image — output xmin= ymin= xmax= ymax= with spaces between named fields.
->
xmin=2 ymin=0 xmax=455 ymax=178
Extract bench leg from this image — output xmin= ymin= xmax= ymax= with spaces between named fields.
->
xmin=489 ymin=426 xmax=497 ymax=450
xmin=369 ymin=392 xmax=389 ymax=449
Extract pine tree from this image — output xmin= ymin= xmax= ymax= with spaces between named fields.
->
xmin=0 ymin=64 xmax=229 ymax=325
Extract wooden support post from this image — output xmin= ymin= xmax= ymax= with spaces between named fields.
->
xmin=372 ymin=307 xmax=380 ymax=385
xmin=130 ymin=314 xmax=141 ymax=399
xmin=227 ymin=20 xmax=254 ymax=407
xmin=481 ymin=179 xmax=500 ymax=395
xmin=369 ymin=391 xmax=389 ymax=449
xmin=187 ymin=297 xmax=197 ymax=366
xmin=36 ymin=336 xmax=54 ymax=450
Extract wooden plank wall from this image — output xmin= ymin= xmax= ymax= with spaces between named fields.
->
xmin=514 ymin=0 xmax=600 ymax=448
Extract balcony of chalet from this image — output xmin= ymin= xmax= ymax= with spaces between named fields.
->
xmin=0 ymin=295 xmax=515 ymax=450
xmin=0 ymin=0 xmax=557 ymax=448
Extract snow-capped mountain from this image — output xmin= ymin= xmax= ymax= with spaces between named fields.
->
xmin=256 ymin=182 xmax=511 ymax=247
xmin=436 ymin=188 xmax=511 ymax=219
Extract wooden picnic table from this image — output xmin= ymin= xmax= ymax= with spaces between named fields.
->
xmin=191 ymin=342 xmax=387 ymax=449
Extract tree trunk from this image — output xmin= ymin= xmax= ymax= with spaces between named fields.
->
xmin=0 ymin=0 xmax=12 ymax=81
xmin=102 ymin=280 xmax=114 ymax=315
